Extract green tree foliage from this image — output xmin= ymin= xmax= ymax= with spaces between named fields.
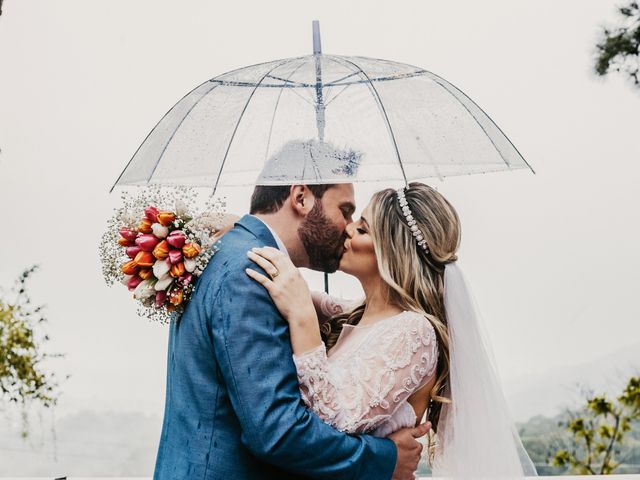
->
xmin=595 ymin=1 xmax=640 ymax=86
xmin=553 ymin=376 xmax=640 ymax=475
xmin=0 ymin=266 xmax=63 ymax=435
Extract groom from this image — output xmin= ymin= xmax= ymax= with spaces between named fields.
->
xmin=153 ymin=181 xmax=428 ymax=479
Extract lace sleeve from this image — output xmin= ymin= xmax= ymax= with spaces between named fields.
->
xmin=293 ymin=312 xmax=438 ymax=434
xmin=311 ymin=291 xmax=360 ymax=323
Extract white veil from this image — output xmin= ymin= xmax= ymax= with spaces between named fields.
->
xmin=432 ymin=262 xmax=537 ymax=479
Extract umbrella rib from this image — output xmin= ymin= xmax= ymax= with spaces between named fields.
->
xmin=212 ymin=58 xmax=296 ymax=195
xmin=327 ymin=55 xmax=408 ymax=186
xmin=264 ymin=58 xmax=309 ymax=165
xmin=109 ymin=79 xmax=219 ymax=191
xmin=423 ymin=71 xmax=534 ymax=174
xmin=145 ymin=82 xmax=222 ymax=184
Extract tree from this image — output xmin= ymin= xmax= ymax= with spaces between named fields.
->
xmin=0 ymin=266 xmax=63 ymax=436
xmin=553 ymin=376 xmax=640 ymax=475
xmin=595 ymin=1 xmax=640 ymax=87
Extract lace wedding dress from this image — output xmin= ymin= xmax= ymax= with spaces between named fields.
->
xmin=292 ymin=293 xmax=438 ymax=437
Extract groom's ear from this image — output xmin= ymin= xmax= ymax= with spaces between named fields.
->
xmin=289 ymin=185 xmax=315 ymax=217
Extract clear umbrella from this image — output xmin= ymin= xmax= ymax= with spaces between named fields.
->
xmin=111 ymin=22 xmax=533 ymax=194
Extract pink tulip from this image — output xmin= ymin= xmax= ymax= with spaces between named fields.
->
xmin=125 ymin=246 xmax=142 ymax=258
xmin=166 ymin=230 xmax=186 ymax=249
xmin=119 ymin=228 xmax=138 ymax=242
xmin=155 ymin=290 xmax=167 ymax=308
xmin=127 ymin=275 xmax=143 ymax=291
xmin=144 ymin=206 xmax=159 ymax=223
xmin=168 ymin=249 xmax=183 ymax=265
xmin=135 ymin=234 xmax=159 ymax=252
xmin=179 ymin=274 xmax=193 ymax=287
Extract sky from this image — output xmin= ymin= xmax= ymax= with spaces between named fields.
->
xmin=1 ymin=0 xmax=639 ymax=451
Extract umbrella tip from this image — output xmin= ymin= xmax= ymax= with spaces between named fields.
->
xmin=312 ymin=20 xmax=322 ymax=54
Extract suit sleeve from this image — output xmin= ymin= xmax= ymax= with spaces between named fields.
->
xmin=209 ymin=257 xmax=397 ymax=479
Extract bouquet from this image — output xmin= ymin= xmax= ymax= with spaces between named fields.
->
xmin=100 ymin=187 xmax=226 ymax=323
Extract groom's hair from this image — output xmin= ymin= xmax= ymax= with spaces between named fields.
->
xmin=250 ymin=184 xmax=335 ymax=214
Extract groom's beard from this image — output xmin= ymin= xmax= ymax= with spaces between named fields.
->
xmin=298 ymin=201 xmax=346 ymax=273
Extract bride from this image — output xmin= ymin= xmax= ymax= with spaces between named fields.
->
xmin=245 ymin=182 xmax=537 ymax=478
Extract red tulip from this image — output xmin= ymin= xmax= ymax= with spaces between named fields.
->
xmin=179 ymin=274 xmax=193 ymax=287
xmin=127 ymin=276 xmax=143 ymax=291
xmin=134 ymin=251 xmax=155 ymax=268
xmin=135 ymin=234 xmax=159 ymax=252
xmin=183 ymin=242 xmax=201 ymax=259
xmin=157 ymin=211 xmax=176 ymax=227
xmin=152 ymin=240 xmax=170 ymax=260
xmin=170 ymin=262 xmax=186 ymax=278
xmin=168 ymin=249 xmax=183 ymax=265
xmin=144 ymin=206 xmax=159 ymax=223
xmin=166 ymin=230 xmax=186 ymax=249
xmin=155 ymin=290 xmax=167 ymax=308
xmin=138 ymin=217 xmax=153 ymax=234
xmin=125 ymin=246 xmax=142 ymax=258
xmin=119 ymin=228 xmax=138 ymax=242
xmin=121 ymin=260 xmax=139 ymax=276
xmin=138 ymin=268 xmax=154 ymax=280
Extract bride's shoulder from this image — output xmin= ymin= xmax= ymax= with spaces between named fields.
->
xmin=396 ymin=311 xmax=438 ymax=337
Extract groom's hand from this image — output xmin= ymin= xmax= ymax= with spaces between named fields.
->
xmin=389 ymin=421 xmax=431 ymax=480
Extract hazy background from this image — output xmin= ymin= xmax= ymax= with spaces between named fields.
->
xmin=0 ymin=0 xmax=639 ymax=475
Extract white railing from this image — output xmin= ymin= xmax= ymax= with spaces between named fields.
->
xmin=4 ymin=476 xmax=640 ymax=480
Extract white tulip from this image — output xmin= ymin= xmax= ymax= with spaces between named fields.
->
xmin=153 ymin=258 xmax=171 ymax=278
xmin=175 ymin=199 xmax=189 ymax=217
xmin=151 ymin=222 xmax=169 ymax=238
xmin=155 ymin=276 xmax=174 ymax=291
xmin=184 ymin=258 xmax=197 ymax=273
xmin=120 ymin=274 xmax=133 ymax=286
xmin=133 ymin=280 xmax=155 ymax=299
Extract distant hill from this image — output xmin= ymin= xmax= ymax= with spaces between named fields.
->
xmin=504 ymin=341 xmax=640 ymax=421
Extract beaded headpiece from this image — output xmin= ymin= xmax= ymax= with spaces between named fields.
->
xmin=397 ymin=187 xmax=429 ymax=253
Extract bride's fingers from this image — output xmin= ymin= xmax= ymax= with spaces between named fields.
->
xmin=246 ymin=251 xmax=279 ymax=278
xmin=251 ymin=246 xmax=290 ymax=270
xmin=245 ymin=268 xmax=272 ymax=290
xmin=411 ymin=421 xmax=431 ymax=438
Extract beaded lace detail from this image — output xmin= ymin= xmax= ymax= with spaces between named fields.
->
xmin=293 ymin=304 xmax=438 ymax=435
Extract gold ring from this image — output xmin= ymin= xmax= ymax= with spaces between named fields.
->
xmin=271 ymin=270 xmax=279 ymax=279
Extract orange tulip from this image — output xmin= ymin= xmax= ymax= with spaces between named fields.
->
xmin=157 ymin=211 xmax=176 ymax=227
xmin=138 ymin=268 xmax=154 ymax=280
xmin=138 ymin=217 xmax=153 ymax=234
xmin=182 ymin=242 xmax=201 ymax=259
xmin=121 ymin=260 xmax=140 ymax=276
xmin=170 ymin=262 xmax=186 ymax=278
xmin=169 ymin=288 xmax=184 ymax=306
xmin=118 ymin=237 xmax=133 ymax=247
xmin=152 ymin=240 xmax=170 ymax=260
xmin=134 ymin=251 xmax=155 ymax=267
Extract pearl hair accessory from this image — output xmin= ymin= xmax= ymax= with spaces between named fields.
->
xmin=397 ymin=187 xmax=429 ymax=253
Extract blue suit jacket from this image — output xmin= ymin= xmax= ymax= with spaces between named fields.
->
xmin=154 ymin=215 xmax=397 ymax=479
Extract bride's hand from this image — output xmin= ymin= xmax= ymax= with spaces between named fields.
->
xmin=245 ymin=246 xmax=317 ymax=325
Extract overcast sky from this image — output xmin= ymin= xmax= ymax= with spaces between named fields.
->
xmin=1 ymin=0 xmax=639 ymax=427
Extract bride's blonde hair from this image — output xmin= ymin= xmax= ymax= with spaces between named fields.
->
xmin=321 ymin=182 xmax=461 ymax=433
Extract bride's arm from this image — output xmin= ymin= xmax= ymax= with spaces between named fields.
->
xmin=311 ymin=291 xmax=360 ymax=325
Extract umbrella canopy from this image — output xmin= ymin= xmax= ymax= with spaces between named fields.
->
xmin=112 ymin=24 xmax=532 ymax=194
